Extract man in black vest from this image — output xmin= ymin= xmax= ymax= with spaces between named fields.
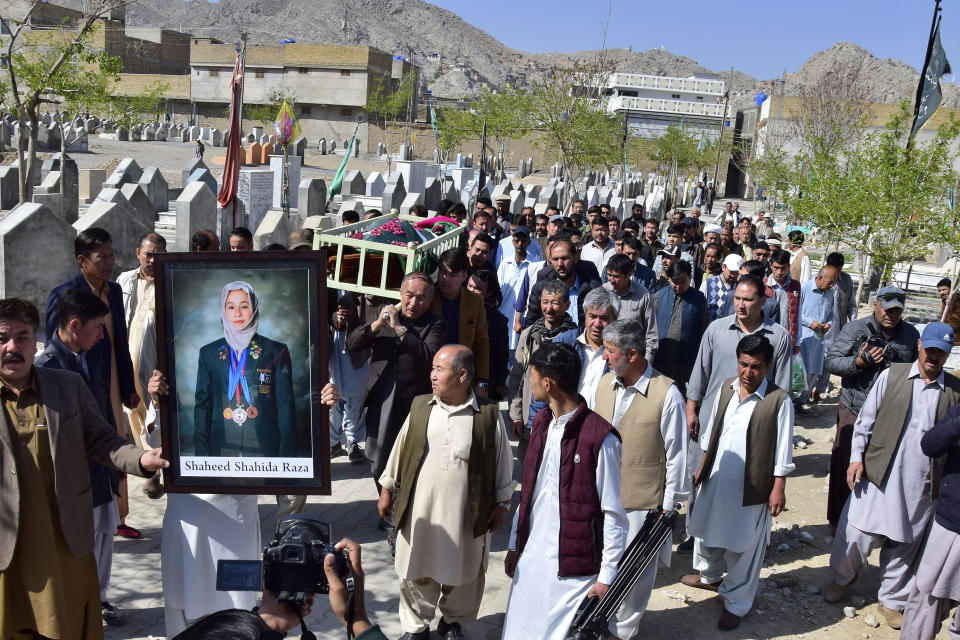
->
xmin=682 ymin=334 xmax=794 ymax=631
xmin=824 ymin=322 xmax=960 ymax=630
xmin=377 ymin=345 xmax=513 ymax=640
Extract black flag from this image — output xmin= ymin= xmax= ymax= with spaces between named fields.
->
xmin=911 ymin=21 xmax=952 ymax=139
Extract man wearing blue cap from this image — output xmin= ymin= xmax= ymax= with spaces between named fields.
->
xmin=824 ymin=321 xmax=960 ymax=630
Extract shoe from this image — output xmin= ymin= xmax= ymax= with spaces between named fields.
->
xmin=718 ymin=608 xmax=740 ymax=631
xmin=810 ymin=390 xmax=822 ymax=404
xmin=676 ymin=536 xmax=695 ymax=554
xmin=142 ymin=474 xmax=164 ymax=499
xmin=330 ymin=443 xmax=346 ymax=459
xmin=347 ymin=441 xmax=366 ymax=464
xmin=101 ymin=601 xmax=125 ymax=626
xmin=823 ymin=575 xmax=856 ymax=602
xmin=116 ymin=524 xmax=141 ymax=539
xmin=399 ymin=630 xmax=430 ymax=640
xmin=437 ymin=618 xmax=464 ymax=640
xmin=680 ymin=573 xmax=721 ymax=592
xmin=877 ymin=604 xmax=903 ymax=630
xmin=794 ymin=404 xmax=813 ymax=416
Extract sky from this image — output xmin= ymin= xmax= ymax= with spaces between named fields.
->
xmin=427 ymin=0 xmax=957 ymax=82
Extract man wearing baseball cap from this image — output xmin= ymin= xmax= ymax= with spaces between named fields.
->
xmin=653 ymin=245 xmax=681 ymax=291
xmin=823 ymin=286 xmax=920 ymax=537
xmin=699 ymin=253 xmax=743 ymax=322
xmin=825 ymin=321 xmax=960 ymax=630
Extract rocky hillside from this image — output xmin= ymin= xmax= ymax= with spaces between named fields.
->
xmin=58 ymin=0 xmax=958 ymax=103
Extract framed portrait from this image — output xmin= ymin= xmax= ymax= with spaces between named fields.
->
xmin=155 ymin=250 xmax=330 ymax=494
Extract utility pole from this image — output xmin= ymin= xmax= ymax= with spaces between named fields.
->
xmin=237 ymin=29 xmax=248 ymax=140
xmin=712 ymin=66 xmax=734 ymax=195
xmin=406 ymin=45 xmax=415 ymax=158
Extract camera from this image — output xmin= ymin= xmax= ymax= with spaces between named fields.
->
xmin=217 ymin=515 xmax=351 ymax=604
xmin=856 ymin=333 xmax=899 ymax=369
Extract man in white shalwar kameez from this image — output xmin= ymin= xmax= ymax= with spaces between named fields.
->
xmin=379 ymin=345 xmax=514 ymax=640
xmin=503 ymin=342 xmax=627 ymax=640
xmin=684 ymin=334 xmax=795 ymax=631
xmin=592 ymin=319 xmax=687 ymax=639
xmin=825 ymin=323 xmax=960 ymax=631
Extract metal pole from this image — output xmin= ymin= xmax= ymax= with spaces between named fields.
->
xmin=282 ymin=141 xmax=290 ymax=217
xmin=712 ymin=67 xmax=733 ymax=193
xmin=478 ymin=116 xmax=487 ymax=196
xmin=237 ymin=30 xmax=247 ymax=141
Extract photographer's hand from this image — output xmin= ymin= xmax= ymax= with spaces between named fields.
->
xmin=258 ymin=589 xmax=314 ymax=634
xmin=325 ymin=538 xmax=371 ymax=637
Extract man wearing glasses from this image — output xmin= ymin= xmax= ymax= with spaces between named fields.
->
xmin=824 ymin=286 xmax=919 ymax=534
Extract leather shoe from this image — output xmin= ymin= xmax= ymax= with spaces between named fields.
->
xmin=823 ymin=575 xmax=856 ymax=602
xmin=399 ymin=631 xmax=430 ymax=640
xmin=437 ymin=618 xmax=464 ymax=640
xmin=680 ymin=573 xmax=720 ymax=592
xmin=718 ymin=608 xmax=740 ymax=630
xmin=877 ymin=604 xmax=903 ymax=630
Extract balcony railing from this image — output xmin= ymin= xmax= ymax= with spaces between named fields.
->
xmin=608 ymin=95 xmax=725 ymax=118
xmin=608 ymin=73 xmax=725 ymax=95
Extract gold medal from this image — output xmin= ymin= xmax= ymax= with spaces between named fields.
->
xmin=223 ymin=407 xmax=233 ymax=419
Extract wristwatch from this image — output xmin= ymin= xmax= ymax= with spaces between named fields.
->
xmin=476 ymin=380 xmax=489 ymax=390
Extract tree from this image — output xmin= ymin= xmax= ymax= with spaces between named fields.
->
xmin=365 ymin=72 xmax=416 ymax=178
xmin=433 ymin=105 xmax=475 ymax=168
xmin=783 ymin=102 xmax=960 ymax=302
xmin=525 ymin=61 xmax=623 ymax=212
xmin=244 ymin=88 xmax=298 ymax=139
xmin=2 ymin=0 xmax=133 ymax=203
xmin=107 ymin=79 xmax=170 ymax=132
xmin=467 ymin=88 xmax=532 ymax=167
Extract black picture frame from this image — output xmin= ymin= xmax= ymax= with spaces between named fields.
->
xmin=155 ymin=250 xmax=330 ymax=494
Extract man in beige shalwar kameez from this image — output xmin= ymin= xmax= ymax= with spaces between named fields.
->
xmin=378 ymin=345 xmax=514 ymax=640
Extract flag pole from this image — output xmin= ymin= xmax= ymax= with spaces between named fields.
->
xmin=909 ymin=0 xmax=943 ymax=148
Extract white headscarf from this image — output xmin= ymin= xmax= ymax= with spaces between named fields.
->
xmin=220 ymin=280 xmax=260 ymax=352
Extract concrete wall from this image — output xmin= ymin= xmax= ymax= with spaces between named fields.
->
xmin=191 ymin=65 xmax=377 ymax=107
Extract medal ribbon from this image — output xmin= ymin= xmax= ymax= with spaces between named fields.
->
xmin=227 ymin=348 xmax=252 ymax=406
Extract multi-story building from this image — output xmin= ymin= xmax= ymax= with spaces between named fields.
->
xmin=606 ymin=72 xmax=727 ymax=140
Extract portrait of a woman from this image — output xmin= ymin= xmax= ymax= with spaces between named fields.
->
xmin=193 ymin=281 xmax=298 ymax=457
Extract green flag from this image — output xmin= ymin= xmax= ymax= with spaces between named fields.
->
xmin=911 ymin=21 xmax=951 ymax=139
xmin=329 ymin=125 xmax=358 ymax=198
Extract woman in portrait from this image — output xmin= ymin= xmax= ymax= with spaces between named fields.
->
xmin=193 ymin=281 xmax=298 ymax=457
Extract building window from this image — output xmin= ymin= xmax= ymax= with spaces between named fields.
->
xmin=255 ymin=71 xmax=265 ymax=79
xmin=301 ymin=106 xmax=312 ymax=115
xmin=298 ymin=67 xmax=309 ymax=75
xmin=671 ymin=93 xmax=680 ymax=99
xmin=342 ymin=108 xmax=352 ymax=117
xmin=209 ymin=69 xmax=219 ymax=77
xmin=340 ymin=70 xmax=351 ymax=77
xmin=696 ymin=96 xmax=704 ymax=101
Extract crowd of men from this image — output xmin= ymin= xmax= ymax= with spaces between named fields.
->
xmin=2 ymin=195 xmax=960 ymax=640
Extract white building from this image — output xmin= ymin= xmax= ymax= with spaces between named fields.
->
xmin=606 ymin=72 xmax=727 ymax=139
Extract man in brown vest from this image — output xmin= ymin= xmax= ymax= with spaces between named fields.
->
xmin=682 ymin=334 xmax=795 ymax=631
xmin=593 ymin=319 xmax=687 ymax=639
xmin=824 ymin=322 xmax=960 ymax=630
xmin=787 ymin=230 xmax=812 ymax=284
xmin=377 ymin=345 xmax=513 ymax=640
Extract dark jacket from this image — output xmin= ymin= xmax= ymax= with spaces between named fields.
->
xmin=193 ymin=334 xmax=297 ymax=457
xmin=824 ymin=315 xmax=919 ymax=414
xmin=347 ymin=307 xmax=446 ymax=476
xmin=922 ymin=402 xmax=960 ymax=534
xmin=525 ymin=268 xmax=602 ymax=328
xmin=486 ymin=307 xmax=510 ymax=393
xmin=515 ymin=399 xmax=619 ymax=577
xmin=35 ymin=332 xmax=119 ymax=507
xmin=45 ymin=273 xmax=137 ymax=406
xmin=653 ymin=285 xmax=708 ymax=390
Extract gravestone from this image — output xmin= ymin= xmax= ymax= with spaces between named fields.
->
xmin=210 ymin=128 xmax=223 ymax=147
xmin=353 ymin=139 xmax=360 ymax=158
xmin=32 ymin=173 xmax=64 ymax=222
xmin=395 ymin=161 xmax=426 ymax=194
xmin=245 ymin=132 xmax=255 ymax=144
xmin=245 ymin=142 xmax=262 ymax=165
xmin=188 ymin=126 xmax=201 ymax=142
xmin=104 ymin=158 xmax=142 ymax=189
xmin=131 ymin=125 xmax=142 ymax=142
xmin=537 ymin=185 xmax=558 ymax=209
xmin=75 ymin=201 xmax=148 ymax=271
xmin=399 ymin=192 xmax=423 ymax=216
xmin=78 ymin=169 xmax=105 ymax=204
xmin=178 ymin=127 xmax=189 ymax=143
xmin=269 ymin=155 xmax=300 ymax=209
xmin=291 ymin=136 xmax=307 ymax=160
xmin=377 ymin=142 xmax=386 ymax=157
xmin=258 ymin=134 xmax=269 ymax=146
xmin=318 ymin=138 xmax=327 ymax=155
xmin=252 ymin=126 xmax=263 ymax=139
xmin=187 ymin=168 xmax=217 ymax=196
xmin=365 ymin=172 xmax=385 ymax=198
xmin=0 ymin=203 xmax=76 ymax=329
xmin=342 ymin=170 xmax=365 ymax=196
xmin=423 ymin=177 xmax=441 ymax=212
xmin=297 ymin=178 xmax=327 ymax=221
xmin=37 ymin=154 xmax=78 ymax=223
xmin=175 ymin=181 xmax=217 ymax=252
xmin=442 ymin=179 xmax=458 ymax=204
xmin=237 ymin=168 xmax=274 ymax=232
xmin=144 ymin=124 xmax=156 ymax=141
xmin=381 ymin=174 xmax=406 ymax=213
xmin=337 ymin=200 xmax=364 ymax=219
xmin=66 ymin=128 xmax=88 ymax=152
xmin=181 ymin=158 xmax=207 ymax=187
xmin=120 ymin=183 xmax=157 ymax=229
xmin=450 ymin=168 xmax=474 ymax=191
xmin=260 ymin=142 xmax=275 ymax=164
xmin=253 ymin=208 xmax=295 ymax=250
xmin=509 ymin=190 xmax=525 ymax=218
xmin=138 ymin=167 xmax=169 ymax=213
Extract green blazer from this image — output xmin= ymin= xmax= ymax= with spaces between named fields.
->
xmin=193 ymin=333 xmax=297 ymax=457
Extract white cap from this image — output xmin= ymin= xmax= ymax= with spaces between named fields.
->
xmin=723 ymin=254 xmax=744 ymax=271
xmin=703 ymin=223 xmax=722 ymax=235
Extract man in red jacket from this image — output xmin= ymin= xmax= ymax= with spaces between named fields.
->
xmin=502 ymin=342 xmax=628 ymax=638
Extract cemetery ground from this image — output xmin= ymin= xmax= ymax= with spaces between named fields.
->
xmin=105 ymin=375 xmax=954 ymax=640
